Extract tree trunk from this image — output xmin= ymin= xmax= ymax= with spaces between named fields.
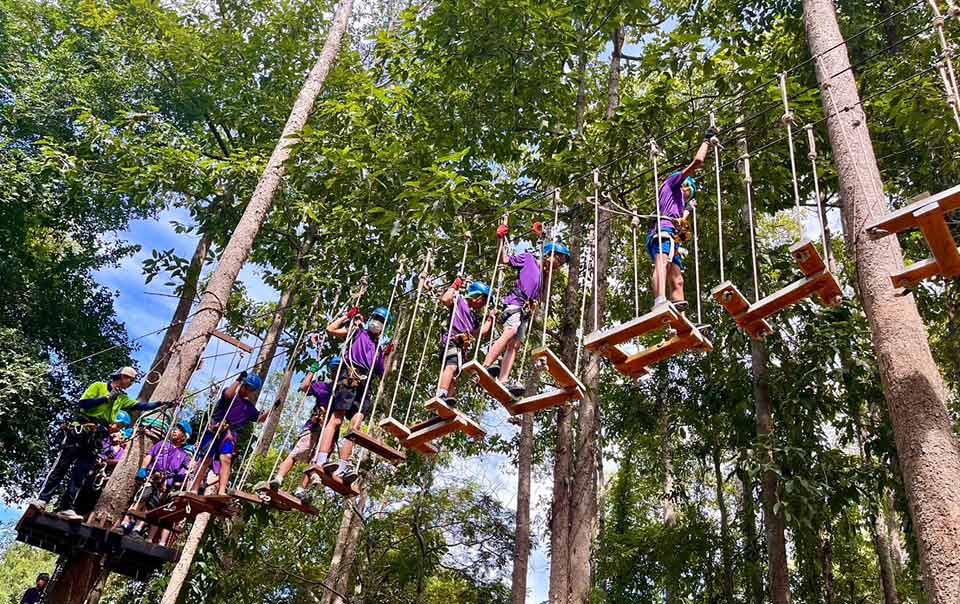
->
xmin=821 ymin=528 xmax=835 ymax=604
xmin=739 ymin=465 xmax=764 ymax=604
xmin=657 ymin=381 xmax=677 ymax=604
xmin=160 ymin=513 xmax=211 ymax=604
xmin=250 ymin=285 xmax=297 ymax=402
xmin=46 ymin=5 xmax=353 ymax=600
xmin=139 ymin=231 xmax=212 ymax=403
xmin=255 ymin=355 xmax=297 ymax=455
xmin=713 ymin=445 xmax=735 ymax=602
xmin=565 ymin=27 xmax=621 ymax=604
xmin=884 ymin=491 xmax=905 ymax=577
xmin=872 ymin=511 xmax=901 ymax=604
xmin=752 ymin=340 xmax=791 ymax=604
xmin=322 ymin=491 xmax=368 ymax=604
xmin=511 ymin=372 xmax=537 ymax=604
xmin=804 ymin=3 xmax=960 ymax=601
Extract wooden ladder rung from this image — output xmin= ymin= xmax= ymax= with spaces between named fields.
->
xmin=614 ymin=329 xmax=711 ymax=378
xmin=210 ymin=329 xmax=254 ymax=354
xmin=790 ymin=239 xmax=827 ymax=277
xmin=461 ymin=360 xmax=515 ymax=407
xmin=583 ymin=304 xmax=680 ymax=351
xmin=424 ymin=398 xmax=486 ymax=440
xmin=256 ymin=488 xmax=319 ymax=516
xmin=866 ymin=185 xmax=960 ymax=239
xmin=712 ymin=281 xmax=773 ymax=339
xmin=379 ymin=417 xmax=411 ymax=440
xmin=345 ymin=429 xmax=407 ymax=465
xmin=530 ymin=347 xmax=585 ymax=391
xmin=512 ymin=387 xmax=583 ymax=415
xmin=915 ymin=203 xmax=960 ymax=277
xmin=891 ymin=257 xmax=941 ymax=289
xmin=742 ymin=272 xmax=836 ymax=326
xmin=406 ymin=417 xmax=469 ymax=448
xmin=304 ymin=465 xmax=360 ymax=497
xmin=383 ymin=416 xmax=441 ymax=456
xmin=228 ymin=489 xmax=265 ymax=507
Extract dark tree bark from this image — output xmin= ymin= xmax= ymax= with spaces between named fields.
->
xmin=322 ymin=492 xmax=369 ymax=604
xmin=713 ymin=445 xmax=735 ymax=602
xmin=805 ymin=2 xmax=960 ymax=601
xmin=739 ymin=464 xmax=764 ymax=604
xmin=511 ymin=369 xmax=538 ymax=604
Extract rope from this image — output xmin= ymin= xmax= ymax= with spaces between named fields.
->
xmin=804 ymin=124 xmax=832 ymax=267
xmin=404 ymin=313 xmax=439 ymax=425
xmin=780 ymin=73 xmax=805 ymax=236
xmin=359 ymin=266 xmax=405 ymax=431
xmin=651 ymin=140 xmax=665 ymax=301
xmin=738 ymin=134 xmax=762 ymax=302
xmin=631 ymin=215 xmax=640 ymax=316
xmin=692 ymin=197 xmax=703 ymax=324
xmin=575 ymin=230 xmax=592 ymax=375
xmin=710 ymin=112 xmax=725 ymax=283
xmin=592 ymin=170 xmax=600 ymax=329
xmin=539 ymin=190 xmax=562 ymax=348
xmin=474 ymin=214 xmax=509 ymax=362
xmin=390 ymin=252 xmax=433 ymax=417
xmin=439 ymin=239 xmax=473 ymax=388
xmin=930 ymin=1 xmax=960 ymax=127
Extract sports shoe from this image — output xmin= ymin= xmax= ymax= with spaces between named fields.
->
xmin=486 ymin=364 xmax=500 ymax=379
xmin=24 ymin=498 xmax=48 ymax=510
xmin=293 ymin=487 xmax=313 ymax=507
xmin=506 ymin=381 xmax=526 ymax=397
xmin=672 ymin=300 xmax=689 ymax=313
xmin=59 ymin=509 xmax=83 ymax=521
xmin=443 ymin=396 xmax=458 ymax=408
xmin=268 ymin=478 xmax=281 ymax=491
xmin=322 ymin=461 xmax=339 ymax=475
xmin=340 ymin=468 xmax=360 ymax=487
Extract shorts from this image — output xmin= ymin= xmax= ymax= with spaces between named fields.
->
xmin=646 ymin=227 xmax=685 ymax=270
xmin=137 ymin=483 xmax=164 ymax=509
xmin=500 ymin=305 xmax=531 ymax=342
xmin=332 ymin=384 xmax=373 ymax=420
xmin=197 ymin=430 xmax=236 ymax=461
xmin=440 ymin=343 xmax=464 ymax=373
xmin=290 ymin=432 xmax=320 ymax=462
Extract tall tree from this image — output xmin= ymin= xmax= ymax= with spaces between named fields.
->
xmin=804 ymin=1 xmax=960 ymax=601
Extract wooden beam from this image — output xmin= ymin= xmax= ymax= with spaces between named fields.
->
xmin=741 ymin=272 xmax=835 ymax=326
xmin=228 ymin=489 xmax=265 ymax=507
xmin=865 ymin=184 xmax=960 ymax=239
xmin=614 ymin=331 xmax=708 ymax=377
xmin=512 ymin=387 xmax=583 ymax=415
xmin=424 ymin=398 xmax=486 ymax=440
xmin=461 ymin=360 xmax=515 ymax=407
xmin=378 ymin=418 xmax=440 ymax=456
xmin=255 ymin=488 xmax=319 ymax=515
xmin=305 ymin=465 xmax=360 ymax=497
xmin=790 ymin=239 xmax=827 ymax=277
xmin=914 ymin=203 xmax=960 ymax=277
xmin=210 ymin=329 xmax=254 ymax=354
xmin=583 ymin=304 xmax=680 ymax=351
xmin=890 ymin=257 xmax=942 ymax=289
xmin=531 ymin=347 xmax=585 ymax=391
xmin=406 ymin=416 xmax=470 ymax=448
xmin=345 ymin=429 xmax=407 ymax=465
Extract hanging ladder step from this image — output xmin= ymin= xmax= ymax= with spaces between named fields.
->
xmin=378 ymin=417 xmax=439 ymax=456
xmin=890 ymin=257 xmax=941 ymax=289
xmin=405 ymin=415 xmax=470 ymax=448
xmin=530 ymin=347 xmax=585 ymax=391
xmin=613 ymin=328 xmax=712 ymax=377
xmin=253 ymin=486 xmax=319 ymax=516
xmin=583 ymin=304 xmax=684 ymax=352
xmin=711 ymin=282 xmax=774 ymax=339
xmin=304 ymin=465 xmax=361 ymax=497
xmin=915 ymin=203 xmax=960 ymax=276
xmin=512 ymin=386 xmax=584 ymax=415
xmin=210 ymin=329 xmax=254 ymax=354
xmin=865 ymin=185 xmax=960 ymax=238
xmin=227 ymin=489 xmax=265 ymax=508
xmin=345 ymin=429 xmax=407 ymax=465
xmin=424 ymin=398 xmax=486 ymax=440
xmin=461 ymin=360 xmax=515 ymax=408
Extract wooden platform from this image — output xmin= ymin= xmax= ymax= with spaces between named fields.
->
xmin=424 ymin=398 xmax=485 ymax=439
xmin=461 ymin=360 xmax=515 ymax=408
xmin=530 ymin=347 xmax=585 ymax=391
xmin=142 ymin=493 xmax=236 ymax=525
xmin=512 ymin=386 xmax=584 ymax=415
xmin=712 ymin=240 xmax=841 ymax=338
xmin=16 ymin=505 xmax=178 ymax=580
xmin=228 ymin=489 xmax=266 ymax=507
xmin=305 ymin=465 xmax=361 ymax=497
xmin=210 ymin=329 xmax=254 ymax=354
xmin=379 ymin=417 xmax=439 ymax=456
xmin=866 ymin=185 xmax=960 ymax=288
xmin=253 ymin=486 xmax=319 ymax=515
xmin=583 ymin=303 xmax=711 ymax=378
xmin=345 ymin=429 xmax=407 ymax=465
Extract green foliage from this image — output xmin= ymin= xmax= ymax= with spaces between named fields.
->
xmin=0 ymin=543 xmax=55 ymax=604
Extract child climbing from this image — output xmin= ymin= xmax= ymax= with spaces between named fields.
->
xmin=308 ymin=306 xmax=395 ymax=488
xmin=28 ymin=367 xmax=172 ymax=520
xmin=437 ymin=280 xmax=494 ymax=406
xmin=258 ymin=356 xmax=339 ymax=496
xmin=483 ymin=226 xmax=570 ymax=396
xmin=192 ymin=372 xmax=268 ymax=495
xmin=648 ymin=126 xmax=718 ymax=310
xmin=125 ymin=420 xmax=193 ymax=540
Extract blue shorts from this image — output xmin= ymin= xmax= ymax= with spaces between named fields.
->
xmin=197 ymin=430 xmax=236 ymax=460
xmin=646 ymin=227 xmax=685 ymax=271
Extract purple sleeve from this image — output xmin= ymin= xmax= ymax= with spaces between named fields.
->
xmin=149 ymin=442 xmax=162 ymax=457
xmin=664 ymin=171 xmax=684 ymax=191
xmin=508 ymin=252 xmax=529 ymax=268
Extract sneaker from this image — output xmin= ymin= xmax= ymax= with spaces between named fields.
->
xmin=252 ymin=481 xmax=270 ymax=492
xmin=268 ymin=478 xmax=281 ymax=491
xmin=293 ymin=487 xmax=313 ymax=507
xmin=506 ymin=382 xmax=526 ymax=397
xmin=486 ymin=364 xmax=500 ymax=379
xmin=653 ymin=296 xmax=669 ymax=309
xmin=309 ymin=473 xmax=323 ymax=488
xmin=695 ymin=323 xmax=714 ymax=342
xmin=322 ymin=461 xmax=339 ymax=475
xmin=24 ymin=498 xmax=48 ymax=510
xmin=443 ymin=396 xmax=458 ymax=409
xmin=671 ymin=300 xmax=688 ymax=313
xmin=340 ymin=468 xmax=360 ymax=487
xmin=59 ymin=509 xmax=83 ymax=521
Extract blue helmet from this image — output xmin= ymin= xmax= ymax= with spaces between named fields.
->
xmin=544 ymin=242 xmax=571 ymax=259
xmin=182 ymin=444 xmax=196 ymax=456
xmin=672 ymin=172 xmax=697 ymax=199
xmin=114 ymin=410 xmax=132 ymax=427
xmin=122 ymin=427 xmax=134 ymax=439
xmin=243 ymin=373 xmax=263 ymax=391
xmin=465 ymin=282 xmax=491 ymax=300
xmin=370 ymin=307 xmax=392 ymax=324
xmin=176 ymin=420 xmax=193 ymax=439
xmin=328 ymin=356 xmax=341 ymax=371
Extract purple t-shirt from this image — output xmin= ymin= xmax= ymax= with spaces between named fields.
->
xmin=212 ymin=389 xmax=259 ymax=431
xmin=442 ymin=297 xmax=481 ymax=345
xmin=301 ymin=381 xmax=333 ymax=433
xmin=100 ymin=438 xmax=126 ymax=462
xmin=346 ymin=329 xmax=385 ymax=376
xmin=148 ymin=441 xmax=191 ymax=481
xmin=653 ymin=172 xmax=686 ymax=232
xmin=501 ymin=252 xmax=541 ymax=308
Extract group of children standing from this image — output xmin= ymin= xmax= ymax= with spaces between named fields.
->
xmin=27 ymin=138 xmax=711 ymax=523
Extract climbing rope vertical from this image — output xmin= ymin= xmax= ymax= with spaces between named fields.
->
xmin=929 ymin=0 xmax=960 ymax=131
xmin=539 ymin=190 xmax=562 ymax=348
xmin=650 ymin=140 xmax=666 ymax=301
xmin=474 ymin=214 xmax=508 ymax=362
xmin=389 ymin=252 xmax=433 ymax=416
xmin=737 ymin=133 xmax=762 ymax=302
xmin=780 ymin=73 xmax=805 ymax=236
xmin=710 ymin=112 xmax=725 ymax=284
xmin=804 ymin=124 xmax=833 ymax=269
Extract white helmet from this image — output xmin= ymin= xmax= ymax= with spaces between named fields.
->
xmin=114 ymin=366 xmax=138 ymax=380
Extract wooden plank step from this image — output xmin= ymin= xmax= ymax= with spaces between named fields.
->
xmin=304 ymin=465 xmax=360 ymax=497
xmin=741 ymin=272 xmax=836 ymax=326
xmin=228 ymin=489 xmax=265 ymax=507
xmin=614 ymin=330 xmax=710 ymax=378
xmin=406 ymin=416 xmax=469 ymax=448
xmin=866 ymin=185 xmax=960 ymax=238
xmin=814 ymin=271 xmax=844 ymax=307
xmin=891 ymin=257 xmax=941 ymax=289
xmin=531 ymin=347 xmax=585 ymax=391
xmin=790 ymin=239 xmax=827 ymax=277
xmin=461 ymin=360 xmax=515 ymax=407
xmin=255 ymin=487 xmax=319 ymax=516
xmin=712 ymin=280 xmax=775 ymax=339
xmin=379 ymin=417 xmax=411 ymax=440
xmin=915 ymin=203 xmax=960 ymax=277
xmin=583 ymin=304 xmax=680 ymax=351
xmin=407 ymin=414 xmax=448 ymax=433
xmin=511 ymin=387 xmax=583 ymax=415
xmin=345 ymin=429 xmax=407 ymax=465
xmin=424 ymin=398 xmax=485 ymax=440
xmin=210 ymin=329 xmax=254 ymax=354
xmin=379 ymin=417 xmax=440 ymax=456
